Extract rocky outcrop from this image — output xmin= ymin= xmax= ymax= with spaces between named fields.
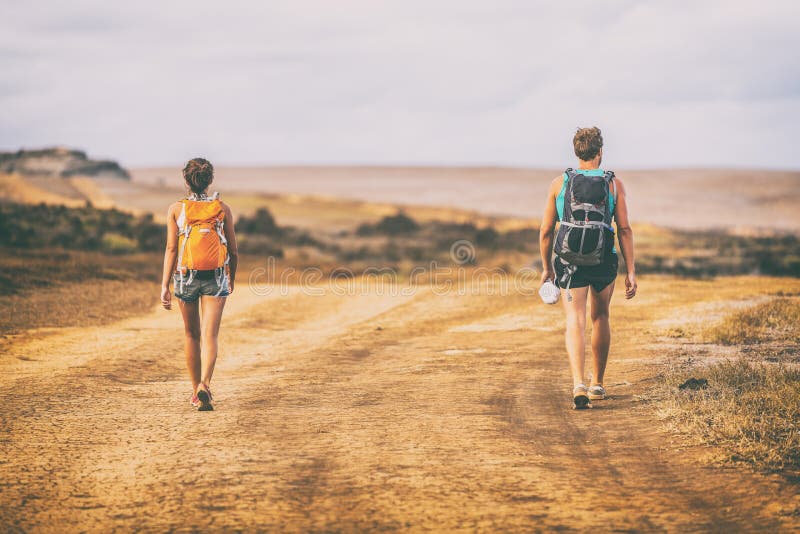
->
xmin=0 ymin=147 xmax=130 ymax=180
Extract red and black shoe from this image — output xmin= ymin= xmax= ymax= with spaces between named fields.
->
xmin=196 ymin=383 xmax=214 ymax=411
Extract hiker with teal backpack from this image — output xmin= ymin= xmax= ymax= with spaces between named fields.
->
xmin=538 ymin=127 xmax=637 ymax=409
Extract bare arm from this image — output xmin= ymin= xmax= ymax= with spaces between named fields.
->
xmin=539 ymin=176 xmax=562 ymax=284
xmin=160 ymin=203 xmax=180 ymax=309
xmin=613 ymin=178 xmax=637 ymax=299
xmin=222 ymin=202 xmax=238 ymax=293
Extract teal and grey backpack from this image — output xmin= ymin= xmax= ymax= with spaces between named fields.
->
xmin=554 ymin=168 xmax=616 ymax=294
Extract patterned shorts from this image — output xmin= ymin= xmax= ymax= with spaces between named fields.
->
xmin=173 ymin=270 xmax=230 ymax=303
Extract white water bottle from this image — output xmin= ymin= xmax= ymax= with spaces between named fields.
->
xmin=539 ymin=280 xmax=560 ymax=305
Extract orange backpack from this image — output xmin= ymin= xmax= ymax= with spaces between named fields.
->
xmin=176 ymin=194 xmax=228 ymax=278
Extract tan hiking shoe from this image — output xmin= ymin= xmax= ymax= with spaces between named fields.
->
xmin=588 ymin=384 xmax=606 ymax=400
xmin=573 ymin=384 xmax=591 ymax=409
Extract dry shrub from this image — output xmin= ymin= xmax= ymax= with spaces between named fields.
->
xmin=706 ymin=297 xmax=800 ymax=345
xmin=660 ymin=358 xmax=800 ymax=474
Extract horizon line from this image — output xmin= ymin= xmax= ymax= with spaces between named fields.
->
xmin=2 ymin=146 xmax=798 ymax=173
xmin=128 ymin=162 xmax=800 ymax=173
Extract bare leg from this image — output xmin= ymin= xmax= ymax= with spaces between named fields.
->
xmin=199 ymin=295 xmax=227 ymax=386
xmin=589 ymin=280 xmax=616 ymax=385
xmin=561 ymin=286 xmax=589 ymax=386
xmin=178 ymin=299 xmax=202 ymax=391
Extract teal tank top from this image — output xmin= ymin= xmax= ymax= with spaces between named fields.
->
xmin=556 ymin=169 xmax=617 ymax=254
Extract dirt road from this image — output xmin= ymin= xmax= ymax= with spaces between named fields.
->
xmin=2 ymin=277 xmax=798 ymax=532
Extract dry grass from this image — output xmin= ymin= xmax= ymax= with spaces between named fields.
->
xmin=0 ymin=278 xmax=159 ymax=338
xmin=659 ymin=295 xmax=800 ymax=475
xmin=660 ymin=358 xmax=800 ymax=475
xmin=0 ymin=249 xmax=161 ymax=336
xmin=706 ymin=297 xmax=800 ymax=345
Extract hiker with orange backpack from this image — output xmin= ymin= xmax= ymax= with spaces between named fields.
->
xmin=160 ymin=158 xmax=238 ymax=411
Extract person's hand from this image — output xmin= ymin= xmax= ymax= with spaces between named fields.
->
xmin=625 ymin=272 xmax=637 ymax=299
xmin=161 ymin=285 xmax=172 ymax=310
xmin=541 ymin=268 xmax=555 ymax=286
xmin=228 ymin=278 xmax=235 ymax=294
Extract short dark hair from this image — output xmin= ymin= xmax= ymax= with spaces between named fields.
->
xmin=573 ymin=127 xmax=603 ymax=161
xmin=182 ymin=157 xmax=214 ymax=194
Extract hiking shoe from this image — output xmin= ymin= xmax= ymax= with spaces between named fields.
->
xmin=190 ymin=394 xmax=200 ymax=408
xmin=196 ymin=383 xmax=214 ymax=412
xmin=573 ymin=384 xmax=591 ymax=410
xmin=588 ymin=384 xmax=606 ymax=401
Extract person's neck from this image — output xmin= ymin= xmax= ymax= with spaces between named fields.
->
xmin=577 ymin=159 xmax=601 ymax=170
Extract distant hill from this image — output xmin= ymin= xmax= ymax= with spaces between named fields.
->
xmin=0 ymin=147 xmax=130 ymax=180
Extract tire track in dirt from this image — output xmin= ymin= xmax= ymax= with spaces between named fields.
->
xmin=490 ymin=364 xmax=779 ymax=532
xmin=1 ymin=280 xmax=798 ymax=532
xmin=1 ymin=285 xmax=419 ymax=531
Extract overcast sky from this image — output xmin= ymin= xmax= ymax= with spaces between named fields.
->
xmin=1 ymin=1 xmax=798 ymax=168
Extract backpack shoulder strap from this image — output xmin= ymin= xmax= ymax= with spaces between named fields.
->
xmin=560 ymin=169 xmax=577 ymax=221
xmin=604 ymin=170 xmax=618 ymax=204
xmin=176 ymin=200 xmax=187 ymax=232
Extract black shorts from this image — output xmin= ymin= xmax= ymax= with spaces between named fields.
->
xmin=554 ymin=253 xmax=619 ymax=293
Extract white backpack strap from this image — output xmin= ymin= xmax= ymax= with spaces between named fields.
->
xmin=176 ymin=201 xmax=186 ymax=233
xmin=184 ymin=268 xmax=195 ymax=288
xmin=176 ymin=226 xmax=191 ymax=289
xmin=174 ymin=201 xmax=187 ymax=291
xmin=213 ymin=255 xmax=231 ymax=297
xmin=213 ymin=214 xmax=230 ymax=297
xmin=215 ymin=219 xmax=227 ymax=245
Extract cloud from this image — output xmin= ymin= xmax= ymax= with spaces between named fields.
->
xmin=0 ymin=0 xmax=798 ymax=168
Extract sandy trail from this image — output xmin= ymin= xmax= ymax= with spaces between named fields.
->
xmin=2 ymin=278 xmax=798 ymax=532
